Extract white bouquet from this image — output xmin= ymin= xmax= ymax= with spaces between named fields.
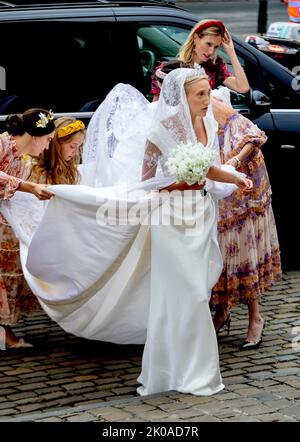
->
xmin=166 ymin=142 xmax=216 ymax=186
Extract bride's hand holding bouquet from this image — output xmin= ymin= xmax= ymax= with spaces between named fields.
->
xmin=161 ymin=142 xmax=214 ymax=192
xmin=161 ymin=141 xmax=253 ymax=192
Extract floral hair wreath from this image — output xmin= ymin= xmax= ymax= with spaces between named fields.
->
xmin=155 ymin=68 xmax=168 ymax=81
xmin=57 ymin=120 xmax=85 ymax=139
xmin=36 ymin=110 xmax=54 ymax=128
xmin=155 ymin=63 xmax=206 ymax=84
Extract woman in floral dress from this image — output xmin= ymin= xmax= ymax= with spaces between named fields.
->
xmin=211 ymin=97 xmax=282 ymax=349
xmin=0 ymin=108 xmax=55 ymax=349
xmin=152 ymin=61 xmax=281 ymax=350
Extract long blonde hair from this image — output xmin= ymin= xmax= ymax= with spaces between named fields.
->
xmin=178 ymin=19 xmax=225 ymax=64
xmin=29 ymin=116 xmax=85 ymax=185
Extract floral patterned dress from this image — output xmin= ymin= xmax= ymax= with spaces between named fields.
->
xmin=0 ymin=134 xmax=40 ymax=325
xmin=211 ymin=113 xmax=282 ymax=313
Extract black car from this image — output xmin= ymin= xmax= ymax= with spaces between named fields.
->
xmin=245 ymin=28 xmax=300 ymax=71
xmin=0 ymin=0 xmax=299 ymax=269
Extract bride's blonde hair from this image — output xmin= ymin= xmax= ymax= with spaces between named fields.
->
xmin=184 ymin=74 xmax=209 ymax=89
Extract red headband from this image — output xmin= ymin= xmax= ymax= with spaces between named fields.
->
xmin=194 ymin=20 xmax=225 ymax=35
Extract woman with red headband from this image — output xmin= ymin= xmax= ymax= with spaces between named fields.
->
xmin=151 ymin=19 xmax=249 ymax=101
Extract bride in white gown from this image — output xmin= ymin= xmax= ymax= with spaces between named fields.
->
xmin=136 ymin=69 xmax=252 ymax=395
xmin=1 ymin=68 xmax=252 ymax=396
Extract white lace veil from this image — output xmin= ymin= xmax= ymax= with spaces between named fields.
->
xmin=80 ymin=68 xmax=221 ymax=191
xmin=80 ymin=83 xmax=153 ymax=187
xmin=147 ymin=68 xmax=204 ymax=155
xmin=211 ymin=86 xmax=232 ymax=107
xmin=141 ymin=68 xmax=241 ymax=199
xmin=1 ymin=70 xmax=236 ymax=251
xmin=141 ymin=68 xmax=222 ymax=185
xmin=81 ymin=68 xmax=218 ymax=189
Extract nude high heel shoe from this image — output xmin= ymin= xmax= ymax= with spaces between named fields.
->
xmin=0 ymin=326 xmax=33 ymax=350
xmin=6 ymin=338 xmax=33 ymax=349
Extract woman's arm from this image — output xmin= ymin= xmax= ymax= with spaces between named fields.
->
xmin=141 ymin=141 xmax=162 ymax=181
xmin=0 ymin=171 xmax=22 ymax=200
xmin=226 ymin=142 xmax=255 ymax=168
xmin=0 ymin=171 xmax=53 ymax=201
xmin=207 ymin=165 xmax=252 ymax=190
xmin=221 ymin=30 xmax=250 ymax=94
xmin=161 ymin=181 xmax=205 ymax=192
xmin=18 ymin=180 xmax=54 ymax=200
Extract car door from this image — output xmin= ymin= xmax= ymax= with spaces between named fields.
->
xmin=0 ymin=12 xmax=117 ymax=127
xmin=113 ymin=12 xmax=300 ymax=270
xmin=260 ymin=68 xmax=300 ymax=270
xmin=114 ymin=11 xmax=195 ymax=98
xmin=219 ymin=42 xmax=300 ymax=270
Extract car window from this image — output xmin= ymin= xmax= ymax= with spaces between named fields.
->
xmin=262 ymin=69 xmax=299 ymax=108
xmin=135 ymin=24 xmax=262 ymax=110
xmin=137 ymin=24 xmax=190 ymax=58
xmin=153 ymin=25 xmax=191 ymax=46
xmin=136 ymin=24 xmax=190 ymax=97
xmin=217 ymin=47 xmax=251 ymax=111
xmin=0 ymin=21 xmax=116 ymax=115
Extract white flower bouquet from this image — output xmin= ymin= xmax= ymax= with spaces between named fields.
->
xmin=166 ymin=142 xmax=216 ymax=186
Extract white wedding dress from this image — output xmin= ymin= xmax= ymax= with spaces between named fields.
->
xmin=1 ymin=70 xmax=239 ymax=396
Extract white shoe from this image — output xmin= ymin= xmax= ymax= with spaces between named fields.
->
xmin=6 ymin=338 xmax=33 ymax=349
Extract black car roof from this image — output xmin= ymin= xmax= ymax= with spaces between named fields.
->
xmin=0 ymin=1 xmax=186 ymax=20
xmin=0 ymin=0 xmax=185 ymax=18
xmin=0 ymin=0 xmax=296 ymax=88
xmin=0 ymin=0 xmax=177 ymax=9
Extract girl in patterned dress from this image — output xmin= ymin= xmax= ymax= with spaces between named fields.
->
xmin=29 ymin=116 xmax=85 ymax=185
xmin=0 ymin=108 xmax=55 ymax=349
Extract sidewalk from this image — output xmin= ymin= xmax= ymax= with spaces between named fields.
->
xmin=0 ymin=271 xmax=300 ymax=422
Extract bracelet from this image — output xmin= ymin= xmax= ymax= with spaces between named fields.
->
xmin=233 ymin=156 xmax=241 ymax=167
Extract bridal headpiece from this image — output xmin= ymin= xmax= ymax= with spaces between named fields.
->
xmin=193 ymin=63 xmax=207 ymax=76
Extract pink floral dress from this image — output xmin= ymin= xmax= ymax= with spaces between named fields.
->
xmin=211 ymin=113 xmax=282 ymax=313
xmin=0 ymin=134 xmax=39 ymax=325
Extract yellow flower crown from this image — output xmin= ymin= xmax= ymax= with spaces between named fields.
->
xmin=36 ymin=110 xmax=54 ymax=128
xmin=57 ymin=120 xmax=85 ymax=139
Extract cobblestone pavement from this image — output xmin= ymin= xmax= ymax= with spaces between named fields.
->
xmin=0 ymin=271 xmax=300 ymax=422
